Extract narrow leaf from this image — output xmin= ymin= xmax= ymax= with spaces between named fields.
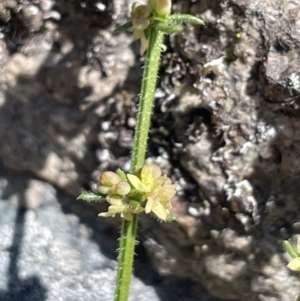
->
xmin=168 ymin=14 xmax=205 ymax=26
xmin=128 ymin=199 xmax=141 ymax=208
xmin=116 ymin=168 xmax=127 ymax=181
xmin=77 ymin=191 xmax=104 ymax=202
xmin=283 ymin=240 xmax=299 ymax=259
xmin=155 ymin=22 xmax=183 ymax=34
xmin=113 ymin=21 xmax=133 ymax=34
xmin=166 ymin=213 xmax=176 ymax=222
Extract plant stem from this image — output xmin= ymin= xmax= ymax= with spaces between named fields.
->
xmin=130 ymin=28 xmax=164 ymax=173
xmin=114 ymin=216 xmax=138 ymax=301
xmin=114 ymin=28 xmax=164 ymax=301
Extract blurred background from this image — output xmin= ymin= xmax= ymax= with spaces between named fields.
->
xmin=1 ymin=0 xmax=300 ymax=300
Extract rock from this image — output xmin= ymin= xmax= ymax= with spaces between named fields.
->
xmin=1 ymin=0 xmax=300 ymax=300
xmin=138 ymin=0 xmax=300 ymax=300
xmin=0 ymin=173 xmax=223 ymax=301
xmin=20 ymin=5 xmax=44 ymax=32
xmin=0 ymin=41 xmax=8 ymax=72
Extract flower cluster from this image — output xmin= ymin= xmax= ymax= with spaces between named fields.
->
xmin=97 ymin=171 xmax=143 ymax=221
xmin=127 ymin=163 xmax=176 ymax=220
xmin=97 ymin=163 xmax=176 ymax=221
xmin=131 ymin=0 xmax=172 ymax=54
xmin=131 ymin=2 xmax=151 ymax=55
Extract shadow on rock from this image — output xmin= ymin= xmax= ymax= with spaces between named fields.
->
xmin=0 ymin=175 xmax=47 ymax=301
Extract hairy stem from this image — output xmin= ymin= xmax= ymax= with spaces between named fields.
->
xmin=130 ymin=28 xmax=164 ymax=173
xmin=114 ymin=27 xmax=164 ymax=301
xmin=114 ymin=216 xmax=138 ymax=301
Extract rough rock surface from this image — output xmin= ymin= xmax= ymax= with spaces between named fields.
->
xmin=1 ymin=0 xmax=300 ymax=300
xmin=0 ymin=172 xmax=223 ymax=301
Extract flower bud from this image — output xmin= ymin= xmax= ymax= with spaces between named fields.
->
xmin=98 ymin=171 xmax=121 ymax=186
xmin=97 ymin=184 xmax=111 ymax=195
xmin=149 ymin=0 xmax=157 ymax=10
xmin=131 ymin=1 xmax=143 ymax=15
xmin=134 ymin=4 xmax=151 ymax=18
xmin=133 ymin=17 xmax=150 ymax=31
xmin=110 ymin=181 xmax=131 ymax=196
xmin=155 ymin=0 xmax=171 ymax=16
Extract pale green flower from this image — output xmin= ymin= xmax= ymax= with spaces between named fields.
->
xmin=132 ymin=25 xmax=149 ymax=55
xmin=99 ymin=195 xmax=144 ymax=221
xmin=130 ymin=1 xmax=173 ymax=54
xmin=127 ymin=163 xmax=176 ymax=221
xmin=97 ymin=170 xmax=143 ymax=220
xmin=150 ymin=0 xmax=172 ymax=16
xmin=97 ymin=171 xmax=122 ymax=194
xmin=97 ymin=171 xmax=131 ymax=196
xmin=132 ymin=2 xmax=151 ymax=19
xmin=95 ymin=164 xmax=176 ymax=221
xmin=288 ymin=258 xmax=300 ymax=272
xmin=131 ymin=2 xmax=151 ymax=54
xmin=110 ymin=181 xmax=131 ymax=196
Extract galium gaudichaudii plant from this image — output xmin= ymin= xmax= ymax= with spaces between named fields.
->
xmin=78 ymin=1 xmax=204 ymax=300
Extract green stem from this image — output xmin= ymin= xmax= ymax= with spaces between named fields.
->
xmin=114 ymin=216 xmax=138 ymax=301
xmin=130 ymin=28 xmax=164 ymax=173
xmin=114 ymin=27 xmax=164 ymax=301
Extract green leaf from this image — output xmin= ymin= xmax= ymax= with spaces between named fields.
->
xmin=166 ymin=213 xmax=176 ymax=222
xmin=283 ymin=240 xmax=300 ymax=259
xmin=116 ymin=168 xmax=127 ymax=181
xmin=154 ymin=22 xmax=183 ymax=34
xmin=128 ymin=199 xmax=144 ymax=208
xmin=77 ymin=191 xmax=105 ymax=202
xmin=168 ymin=14 xmax=205 ymax=26
xmin=113 ymin=21 xmax=133 ymax=34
